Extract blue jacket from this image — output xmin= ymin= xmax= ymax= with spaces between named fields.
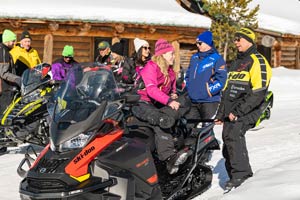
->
xmin=185 ymin=48 xmax=227 ymax=103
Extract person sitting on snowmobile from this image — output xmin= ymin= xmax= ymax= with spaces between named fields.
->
xmin=132 ymin=39 xmax=191 ymax=174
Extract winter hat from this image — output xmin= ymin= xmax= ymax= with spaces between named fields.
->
xmin=154 ymin=39 xmax=174 ymax=56
xmin=111 ymin=40 xmax=124 ymax=56
xmin=196 ymin=31 xmax=213 ymax=46
xmin=97 ymin=41 xmax=110 ymax=50
xmin=134 ymin=38 xmax=149 ymax=52
xmin=20 ymin=30 xmax=32 ymax=40
xmin=62 ymin=45 xmax=74 ymax=57
xmin=235 ymin=27 xmax=256 ymax=44
xmin=2 ymin=29 xmax=16 ymax=43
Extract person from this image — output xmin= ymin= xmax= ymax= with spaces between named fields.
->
xmin=0 ymin=29 xmax=21 ymax=114
xmin=10 ymin=30 xmax=41 ymax=76
xmin=185 ymin=31 xmax=227 ymax=130
xmin=95 ymin=41 xmax=113 ymax=65
xmin=110 ymin=39 xmax=126 ymax=82
xmin=121 ymin=38 xmax=151 ymax=85
xmin=51 ymin=45 xmax=78 ymax=81
xmin=132 ymin=39 xmax=191 ymax=175
xmin=215 ymin=27 xmax=272 ymax=191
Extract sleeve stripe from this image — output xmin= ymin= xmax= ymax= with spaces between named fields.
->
xmin=255 ymin=53 xmax=267 ymax=87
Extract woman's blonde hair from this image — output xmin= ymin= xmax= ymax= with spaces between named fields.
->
xmin=152 ymin=55 xmax=170 ymax=76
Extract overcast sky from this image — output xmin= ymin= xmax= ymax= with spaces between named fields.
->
xmin=250 ymin=0 xmax=300 ymax=23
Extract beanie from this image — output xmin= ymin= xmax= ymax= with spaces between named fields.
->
xmin=20 ymin=30 xmax=32 ymax=40
xmin=62 ymin=45 xmax=74 ymax=57
xmin=235 ymin=27 xmax=256 ymax=44
xmin=2 ymin=29 xmax=16 ymax=43
xmin=154 ymin=39 xmax=174 ymax=56
xmin=134 ymin=38 xmax=149 ymax=52
xmin=97 ymin=41 xmax=110 ymax=50
xmin=111 ymin=40 xmax=124 ymax=56
xmin=196 ymin=31 xmax=213 ymax=46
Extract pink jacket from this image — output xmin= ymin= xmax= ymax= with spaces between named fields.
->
xmin=138 ymin=60 xmax=176 ymax=105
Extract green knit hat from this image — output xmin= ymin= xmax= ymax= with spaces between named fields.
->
xmin=2 ymin=29 xmax=17 ymax=43
xmin=62 ymin=45 xmax=74 ymax=57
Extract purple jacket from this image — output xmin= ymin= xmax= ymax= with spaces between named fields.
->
xmin=138 ymin=60 xmax=176 ymax=105
xmin=51 ymin=58 xmax=78 ymax=81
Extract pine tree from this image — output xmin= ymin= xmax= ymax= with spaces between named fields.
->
xmin=201 ymin=0 xmax=259 ymax=62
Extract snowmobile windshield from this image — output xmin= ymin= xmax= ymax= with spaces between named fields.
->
xmin=21 ymin=63 xmax=51 ymax=95
xmin=49 ymin=63 xmax=121 ymax=145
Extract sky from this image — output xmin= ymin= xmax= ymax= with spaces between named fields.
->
xmin=1 ymin=67 xmax=300 ymax=200
xmin=250 ymin=0 xmax=300 ymax=23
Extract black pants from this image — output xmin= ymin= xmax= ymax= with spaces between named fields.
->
xmin=133 ymin=96 xmax=191 ymax=161
xmin=0 ymin=91 xmax=14 ymax=114
xmin=185 ymin=102 xmax=219 ymax=128
xmin=222 ymin=120 xmax=253 ymax=179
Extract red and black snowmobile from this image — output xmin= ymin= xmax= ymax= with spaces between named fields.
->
xmin=18 ymin=63 xmax=219 ymax=200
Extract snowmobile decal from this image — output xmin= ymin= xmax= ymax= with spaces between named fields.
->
xmin=65 ymin=129 xmax=123 ymax=178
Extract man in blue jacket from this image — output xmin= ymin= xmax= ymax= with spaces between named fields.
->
xmin=185 ymin=30 xmax=227 ymax=128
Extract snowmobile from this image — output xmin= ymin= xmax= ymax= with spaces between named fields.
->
xmin=18 ymin=63 xmax=219 ymax=200
xmin=0 ymin=63 xmax=54 ymax=151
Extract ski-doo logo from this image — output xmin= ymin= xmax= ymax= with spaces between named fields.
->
xmin=73 ymin=146 xmax=96 ymax=164
xmin=228 ymin=72 xmax=249 ymax=81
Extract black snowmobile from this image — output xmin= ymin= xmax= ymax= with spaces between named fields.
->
xmin=0 ymin=63 xmax=55 ymax=152
xmin=18 ymin=63 xmax=219 ymax=200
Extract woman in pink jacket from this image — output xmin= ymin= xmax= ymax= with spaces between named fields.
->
xmin=132 ymin=39 xmax=190 ymax=175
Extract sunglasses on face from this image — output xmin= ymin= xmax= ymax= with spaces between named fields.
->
xmin=196 ymin=41 xmax=202 ymax=46
xmin=234 ymin=37 xmax=242 ymax=42
xmin=142 ymin=46 xmax=151 ymax=50
xmin=64 ymin=56 xmax=73 ymax=59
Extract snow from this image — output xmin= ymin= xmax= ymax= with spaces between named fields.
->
xmin=1 ymin=0 xmax=300 ymax=34
xmin=1 ymin=66 xmax=300 ymax=199
xmin=0 ymin=0 xmax=211 ymax=28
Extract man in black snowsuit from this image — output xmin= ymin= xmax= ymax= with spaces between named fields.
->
xmin=0 ymin=29 xmax=21 ymax=114
xmin=215 ymin=27 xmax=272 ymax=191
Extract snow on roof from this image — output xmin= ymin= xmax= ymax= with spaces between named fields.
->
xmin=0 ymin=0 xmax=211 ymax=28
xmin=257 ymin=13 xmax=300 ymax=35
xmin=249 ymin=0 xmax=300 ymax=35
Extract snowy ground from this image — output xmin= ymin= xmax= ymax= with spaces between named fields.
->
xmin=1 ymin=67 xmax=300 ymax=200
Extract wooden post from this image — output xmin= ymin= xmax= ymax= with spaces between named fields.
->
xmin=172 ymin=40 xmax=180 ymax=75
xmin=296 ymin=46 xmax=300 ymax=69
xmin=273 ymin=40 xmax=282 ymax=67
xmin=43 ymin=34 xmax=53 ymax=64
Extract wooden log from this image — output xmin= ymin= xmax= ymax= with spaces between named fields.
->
xmin=43 ymin=34 xmax=53 ymax=64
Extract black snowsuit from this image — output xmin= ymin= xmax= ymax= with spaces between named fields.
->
xmin=216 ymin=45 xmax=272 ymax=180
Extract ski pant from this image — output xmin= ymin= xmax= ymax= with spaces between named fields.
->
xmin=0 ymin=91 xmax=14 ymax=114
xmin=222 ymin=120 xmax=253 ymax=180
xmin=185 ymin=102 xmax=219 ymax=129
xmin=133 ymin=95 xmax=191 ymax=161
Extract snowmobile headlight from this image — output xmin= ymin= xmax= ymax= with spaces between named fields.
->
xmin=60 ymin=132 xmax=93 ymax=150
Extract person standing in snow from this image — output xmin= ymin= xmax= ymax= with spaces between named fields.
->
xmin=0 ymin=29 xmax=21 ymax=114
xmin=51 ymin=45 xmax=78 ymax=81
xmin=185 ymin=30 xmax=227 ymax=130
xmin=215 ymin=27 xmax=272 ymax=191
xmin=10 ymin=30 xmax=41 ymax=76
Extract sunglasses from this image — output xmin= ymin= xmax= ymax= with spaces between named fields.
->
xmin=64 ymin=56 xmax=73 ymax=59
xmin=142 ymin=46 xmax=151 ymax=50
xmin=234 ymin=37 xmax=241 ymax=42
xmin=196 ymin=41 xmax=202 ymax=46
